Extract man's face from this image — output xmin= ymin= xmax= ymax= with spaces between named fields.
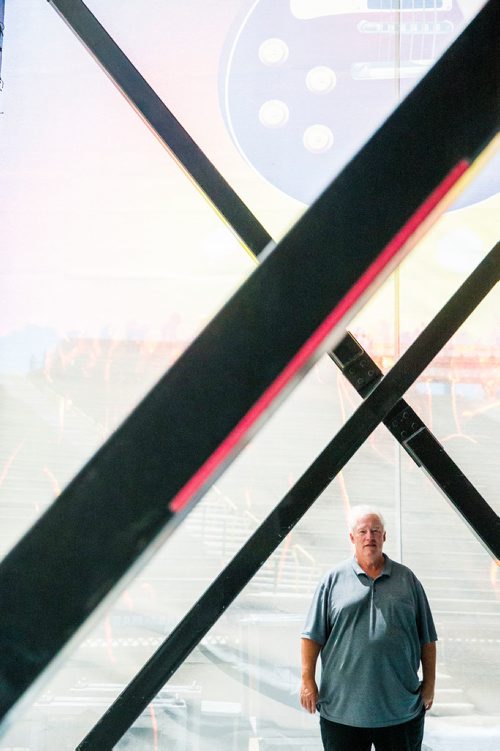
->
xmin=349 ymin=513 xmax=386 ymax=562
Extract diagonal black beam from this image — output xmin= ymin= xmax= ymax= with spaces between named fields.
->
xmin=46 ymin=0 xmax=500 ymax=554
xmin=47 ymin=0 xmax=272 ymax=257
xmin=0 ymin=0 xmax=497 ymax=727
xmin=48 ymin=0 xmax=500 ymax=554
xmin=42 ymin=1 xmax=499 ymax=744
xmin=77 ymin=243 xmax=500 ymax=750
xmin=49 ymin=0 xmax=496 ymax=546
xmin=329 ymin=332 xmax=500 ymax=555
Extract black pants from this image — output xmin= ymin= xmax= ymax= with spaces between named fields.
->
xmin=319 ymin=706 xmax=425 ymax=751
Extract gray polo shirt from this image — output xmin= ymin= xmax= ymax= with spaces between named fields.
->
xmin=301 ymin=555 xmax=437 ymax=727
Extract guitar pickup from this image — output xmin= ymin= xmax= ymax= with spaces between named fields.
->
xmin=290 ymin=0 xmax=451 ymax=20
xmin=351 ymin=60 xmax=432 ymax=79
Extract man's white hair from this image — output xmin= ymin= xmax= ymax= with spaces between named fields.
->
xmin=348 ymin=504 xmax=386 ymax=532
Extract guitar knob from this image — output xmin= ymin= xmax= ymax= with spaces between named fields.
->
xmin=259 ymin=100 xmax=290 ymax=128
xmin=258 ymin=37 xmax=290 ymax=66
xmin=305 ymin=66 xmax=337 ymax=94
xmin=303 ymin=125 xmax=334 ymax=154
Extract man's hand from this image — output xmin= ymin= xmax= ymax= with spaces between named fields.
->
xmin=421 ymin=681 xmax=434 ymax=711
xmin=300 ymin=677 xmax=319 ymax=714
xmin=300 ymin=637 xmax=321 ymax=713
xmin=420 ymin=641 xmax=436 ymax=711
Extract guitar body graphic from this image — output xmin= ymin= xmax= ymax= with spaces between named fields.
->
xmin=221 ymin=0 xmax=465 ymax=203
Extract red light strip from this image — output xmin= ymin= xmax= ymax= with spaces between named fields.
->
xmin=169 ymin=158 xmax=469 ymax=513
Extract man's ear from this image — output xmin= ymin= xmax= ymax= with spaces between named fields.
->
xmin=383 ymin=531 xmax=387 ymax=542
xmin=349 ymin=532 xmax=355 ymax=544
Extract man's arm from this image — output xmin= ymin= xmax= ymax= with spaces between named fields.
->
xmin=300 ymin=637 xmax=322 ymax=714
xmin=421 ymin=641 xmax=436 ymax=711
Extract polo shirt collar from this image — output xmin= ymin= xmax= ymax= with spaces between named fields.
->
xmin=352 ymin=553 xmax=392 ymax=578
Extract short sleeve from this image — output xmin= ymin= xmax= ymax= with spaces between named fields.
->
xmin=301 ymin=575 xmax=331 ymax=645
xmin=414 ymin=576 xmax=438 ymax=646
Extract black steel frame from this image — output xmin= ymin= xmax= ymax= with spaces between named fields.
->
xmin=52 ymin=1 xmax=500 ymax=746
xmin=46 ymin=0 xmax=500 ymax=558
xmin=78 ymin=242 xmax=500 ymax=749
xmin=329 ymin=334 xmax=500 ymax=554
xmin=0 ymin=0 xmax=497 ymax=736
xmin=47 ymin=0 xmax=271 ymax=257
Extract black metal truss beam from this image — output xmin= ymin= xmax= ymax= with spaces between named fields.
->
xmin=329 ymin=334 xmax=500 ymax=556
xmin=78 ymin=244 xmax=500 ymax=750
xmin=73 ymin=15 xmax=500 ymax=738
xmin=0 ymin=0 xmax=497 ymax=728
xmin=46 ymin=0 xmax=500 ymax=556
xmin=47 ymin=0 xmax=271 ymax=257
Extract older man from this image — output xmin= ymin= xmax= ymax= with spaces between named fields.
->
xmin=300 ymin=505 xmax=437 ymax=751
